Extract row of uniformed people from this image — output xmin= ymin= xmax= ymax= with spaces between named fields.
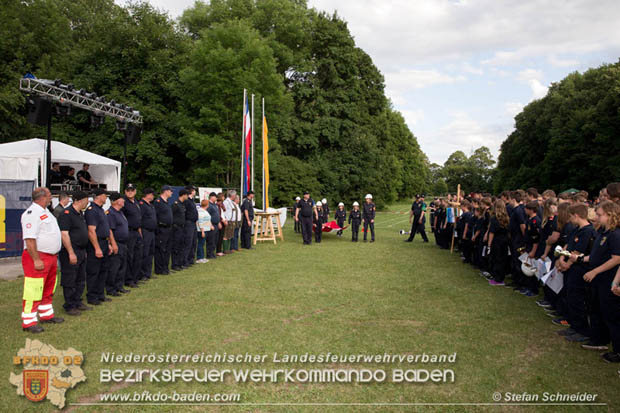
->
xmin=294 ymin=193 xmax=376 ymax=244
xmin=428 ymin=184 xmax=620 ymax=365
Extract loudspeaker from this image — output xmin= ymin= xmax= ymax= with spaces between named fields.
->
xmin=125 ymin=124 xmax=142 ymax=145
xmin=26 ymin=96 xmax=52 ymax=126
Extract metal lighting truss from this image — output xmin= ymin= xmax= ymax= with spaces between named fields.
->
xmin=19 ymin=78 xmax=143 ymax=125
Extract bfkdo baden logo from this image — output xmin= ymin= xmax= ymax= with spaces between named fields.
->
xmin=9 ymin=339 xmax=86 ymax=409
xmin=23 ymin=369 xmax=49 ymax=402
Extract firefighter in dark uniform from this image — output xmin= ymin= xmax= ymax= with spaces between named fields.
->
xmin=139 ymin=188 xmax=157 ymax=280
xmin=405 ymin=194 xmax=429 ymax=243
xmin=171 ymin=189 xmax=188 ymax=271
xmin=154 ymin=185 xmax=173 ymax=275
xmin=321 ymin=198 xmax=330 ymax=224
xmin=183 ymin=186 xmax=198 ymax=267
xmin=241 ymin=191 xmax=255 ymax=249
xmin=335 ymin=202 xmax=346 ymax=237
xmin=107 ymin=192 xmax=130 ymax=295
xmin=58 ymin=191 xmax=91 ymax=315
xmin=85 ymin=188 xmax=113 ymax=305
xmin=295 ymin=191 xmax=315 ymax=245
xmin=314 ymin=201 xmax=325 ymax=243
xmin=122 ymin=183 xmax=143 ymax=287
xmin=348 ymin=202 xmax=361 ymax=242
xmin=293 ymin=197 xmax=301 ymax=233
xmin=363 ymin=194 xmax=376 ymax=242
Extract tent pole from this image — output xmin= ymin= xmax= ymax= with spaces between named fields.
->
xmin=46 ymin=114 xmax=52 ymax=188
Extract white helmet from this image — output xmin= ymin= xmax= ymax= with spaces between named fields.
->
xmin=295 ymin=196 xmax=300 ymax=201
xmin=521 ymin=262 xmax=536 ymax=277
xmin=338 ymin=202 xmax=344 ymax=207
xmin=316 ymin=201 xmax=322 ymax=207
xmin=365 ymin=194 xmax=373 ymax=199
xmin=353 ymin=201 xmax=359 ymax=206
xmin=322 ymin=198 xmax=327 ymax=204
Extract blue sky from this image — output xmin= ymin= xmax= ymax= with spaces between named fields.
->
xmin=119 ymin=0 xmax=620 ymax=165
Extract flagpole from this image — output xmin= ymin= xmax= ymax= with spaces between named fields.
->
xmin=251 ymin=94 xmax=255 ymax=192
xmin=240 ymin=89 xmax=246 ymax=197
xmin=262 ymin=97 xmax=265 ymax=210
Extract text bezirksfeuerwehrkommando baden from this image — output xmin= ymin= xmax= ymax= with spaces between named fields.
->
xmin=101 ymin=352 xmax=457 ymax=364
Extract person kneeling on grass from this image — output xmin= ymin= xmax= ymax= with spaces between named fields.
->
xmin=196 ymin=200 xmax=211 ymax=264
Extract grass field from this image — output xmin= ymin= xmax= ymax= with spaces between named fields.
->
xmin=1 ymin=202 xmax=619 ymax=412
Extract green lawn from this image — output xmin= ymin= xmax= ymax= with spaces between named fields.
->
xmin=1 ymin=203 xmax=618 ymax=412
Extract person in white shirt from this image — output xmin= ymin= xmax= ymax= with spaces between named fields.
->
xmin=20 ymin=187 xmax=64 ymax=333
xmin=231 ymin=194 xmax=242 ymax=251
xmin=196 ymin=200 xmax=211 ymax=263
xmin=223 ymin=190 xmax=238 ymax=254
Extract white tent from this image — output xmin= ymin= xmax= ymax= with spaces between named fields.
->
xmin=0 ymin=138 xmax=121 ymax=191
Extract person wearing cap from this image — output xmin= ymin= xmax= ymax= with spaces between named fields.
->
xmin=321 ymin=198 xmax=330 ymax=224
xmin=314 ymin=201 xmax=325 ymax=243
xmin=183 ymin=186 xmax=199 ymax=266
xmin=107 ymin=193 xmax=130 ymax=295
xmin=207 ymin=192 xmax=221 ymax=258
xmin=138 ymin=188 xmax=157 ymax=280
xmin=348 ymin=202 xmax=362 ymax=242
xmin=171 ymin=189 xmax=188 ymax=271
xmin=20 ymin=187 xmax=63 ymax=333
xmin=85 ymin=188 xmax=115 ymax=305
xmin=293 ymin=197 xmax=302 ymax=233
xmin=241 ymin=191 xmax=255 ymax=249
xmin=122 ymin=183 xmax=143 ymax=288
xmin=335 ymin=202 xmax=346 ymax=237
xmin=154 ymin=185 xmax=173 ymax=275
xmin=405 ymin=194 xmax=429 ymax=243
xmin=363 ymin=194 xmax=376 ymax=242
xmin=295 ymin=191 xmax=315 ymax=245
xmin=58 ymin=190 xmax=92 ymax=316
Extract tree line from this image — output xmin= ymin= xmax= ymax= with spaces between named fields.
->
xmin=0 ymin=0 xmax=429 ymax=208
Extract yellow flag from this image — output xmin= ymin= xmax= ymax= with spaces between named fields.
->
xmin=262 ymin=115 xmax=269 ymax=210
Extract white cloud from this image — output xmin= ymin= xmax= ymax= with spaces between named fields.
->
xmin=385 ymin=70 xmax=466 ymax=91
xmin=400 ymin=109 xmax=425 ymax=128
xmin=420 ymin=112 xmax=505 ymax=163
xmin=548 ymin=55 xmax=580 ymax=68
xmin=517 ymin=69 xmax=548 ymax=99
xmin=504 ymin=102 xmax=524 ymax=118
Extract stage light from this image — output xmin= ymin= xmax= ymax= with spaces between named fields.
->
xmin=65 ymin=83 xmax=74 ymax=91
xmin=54 ymin=79 xmax=62 ymax=87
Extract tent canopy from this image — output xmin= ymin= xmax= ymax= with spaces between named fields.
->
xmin=0 ymin=138 xmax=121 ymax=191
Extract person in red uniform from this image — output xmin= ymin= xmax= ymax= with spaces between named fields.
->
xmin=20 ymin=187 xmax=64 ymax=333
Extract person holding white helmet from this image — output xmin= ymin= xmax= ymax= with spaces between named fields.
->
xmin=293 ymin=196 xmax=301 ymax=233
xmin=321 ymin=198 xmax=330 ymax=224
xmin=363 ymin=194 xmax=376 ymax=242
xmin=349 ymin=202 xmax=362 ymax=242
xmin=314 ymin=201 xmax=325 ymax=243
xmin=335 ymin=202 xmax=346 ymax=237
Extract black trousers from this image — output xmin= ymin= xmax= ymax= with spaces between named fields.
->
xmin=207 ymin=226 xmax=219 ymax=258
xmin=140 ymin=229 xmax=155 ymax=279
xmin=407 ymin=217 xmax=428 ymax=242
xmin=314 ymin=221 xmax=322 ymax=243
xmin=125 ymin=229 xmax=142 ymax=284
xmin=489 ymin=235 xmax=510 ymax=282
xmin=241 ymin=219 xmax=252 ymax=248
xmin=301 ymin=216 xmax=313 ymax=244
xmin=86 ymin=241 xmax=109 ymax=302
xmin=171 ymin=225 xmax=186 ymax=268
xmin=107 ymin=242 xmax=127 ymax=293
xmin=184 ymin=221 xmax=197 ymax=266
xmin=564 ymin=266 xmax=590 ymax=335
xmin=337 ymin=218 xmax=345 ymax=236
xmin=510 ymin=242 xmax=525 ymax=286
xmin=363 ymin=219 xmax=374 ymax=241
xmin=590 ymin=272 xmax=620 ymax=351
xmin=59 ymin=247 xmax=86 ymax=310
xmin=351 ymin=221 xmax=360 ymax=241
xmin=154 ymin=226 xmax=171 ymax=274
xmin=294 ymin=216 xmax=301 ymax=233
